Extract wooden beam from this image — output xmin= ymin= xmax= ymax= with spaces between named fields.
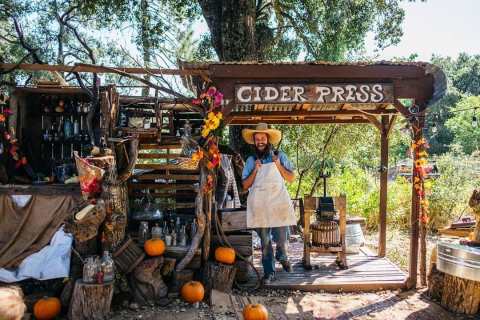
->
xmin=229 ymin=119 xmax=371 ymax=125
xmin=378 ymin=115 xmax=389 ymax=257
xmin=230 ymin=109 xmax=399 ymax=117
xmin=0 ymin=63 xmax=208 ymax=76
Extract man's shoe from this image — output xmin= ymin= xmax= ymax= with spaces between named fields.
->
xmin=280 ymin=260 xmax=293 ymax=272
xmin=263 ymin=273 xmax=275 ymax=285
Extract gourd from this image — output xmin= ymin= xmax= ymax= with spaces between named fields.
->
xmin=243 ymin=303 xmax=269 ymax=320
xmin=215 ymin=247 xmax=236 ymax=265
xmin=144 ymin=238 xmax=166 ymax=256
xmin=180 ymin=281 xmax=205 ymax=303
xmin=33 ymin=297 xmax=61 ymax=320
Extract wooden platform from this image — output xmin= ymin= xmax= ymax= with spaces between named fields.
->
xmin=252 ymin=242 xmax=407 ymax=292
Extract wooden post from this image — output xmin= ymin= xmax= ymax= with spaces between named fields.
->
xmin=336 ymin=195 xmax=348 ymax=268
xmin=202 ymin=191 xmax=212 ymax=264
xmin=68 ymin=280 xmax=114 ymax=320
xmin=303 ymin=196 xmax=314 ymax=269
xmin=378 ymin=115 xmax=389 ymax=257
xmin=407 ymin=123 xmax=422 ymax=289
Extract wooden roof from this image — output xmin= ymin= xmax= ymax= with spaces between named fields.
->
xmin=180 ymin=61 xmax=446 ymax=125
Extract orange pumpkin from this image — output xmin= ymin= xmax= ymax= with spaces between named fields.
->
xmin=180 ymin=281 xmax=204 ymax=303
xmin=144 ymin=238 xmax=166 ymax=256
xmin=215 ymin=247 xmax=236 ymax=265
xmin=243 ymin=303 xmax=269 ymax=320
xmin=33 ymin=297 xmax=61 ymax=320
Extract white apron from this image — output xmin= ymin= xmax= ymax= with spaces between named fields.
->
xmin=246 ymin=162 xmax=296 ymax=228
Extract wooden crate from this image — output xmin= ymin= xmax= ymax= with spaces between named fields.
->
xmin=212 ymin=231 xmax=253 ymax=257
xmin=220 ymin=210 xmax=247 ymax=232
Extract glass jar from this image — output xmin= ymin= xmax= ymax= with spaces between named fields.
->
xmin=83 ymin=256 xmax=98 ymax=284
xmin=138 ymin=221 xmax=149 ymax=245
xmin=151 ymin=223 xmax=162 ymax=239
xmin=101 ymin=251 xmax=115 ymax=283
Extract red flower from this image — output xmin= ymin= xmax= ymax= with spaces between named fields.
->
xmin=192 ymin=99 xmax=202 ymax=105
xmin=207 ymin=87 xmax=217 ymax=96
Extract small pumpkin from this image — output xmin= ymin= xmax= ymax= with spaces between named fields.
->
xmin=144 ymin=238 xmax=166 ymax=256
xmin=215 ymin=247 xmax=236 ymax=265
xmin=180 ymin=281 xmax=204 ymax=303
xmin=33 ymin=297 xmax=61 ymax=320
xmin=243 ymin=303 xmax=269 ymax=320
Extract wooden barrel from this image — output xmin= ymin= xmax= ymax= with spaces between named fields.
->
xmin=112 ymin=238 xmax=145 ymax=274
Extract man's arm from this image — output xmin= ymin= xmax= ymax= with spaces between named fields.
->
xmin=273 ymin=154 xmax=295 ymax=183
xmin=242 ymin=160 xmax=262 ymax=189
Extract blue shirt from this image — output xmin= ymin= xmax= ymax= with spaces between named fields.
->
xmin=242 ymin=151 xmax=294 ymax=180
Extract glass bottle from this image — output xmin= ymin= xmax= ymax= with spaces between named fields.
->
xmin=175 ymin=217 xmax=182 ymax=234
xmin=73 ymin=118 xmax=80 ymax=137
xmin=83 ymin=256 xmax=98 ymax=284
xmin=64 ymin=117 xmax=73 ymax=140
xmin=101 ymin=251 xmax=115 ymax=283
xmin=179 ymin=225 xmax=187 ymax=246
xmin=162 ymin=221 xmax=169 ymax=241
xmin=171 ymin=226 xmax=177 ymax=246
xmin=138 ymin=221 xmax=149 ymax=245
xmin=151 ymin=223 xmax=162 ymax=239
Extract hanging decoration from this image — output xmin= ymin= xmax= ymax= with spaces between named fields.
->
xmin=411 ymin=135 xmax=430 ymax=225
xmin=191 ymin=86 xmax=225 ymax=193
xmin=0 ymin=91 xmax=31 ymax=182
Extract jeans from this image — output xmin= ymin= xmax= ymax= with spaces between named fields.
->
xmin=256 ymin=226 xmax=289 ymax=276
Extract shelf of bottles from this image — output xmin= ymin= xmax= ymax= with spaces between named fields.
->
xmin=137 ymin=213 xmax=196 ymax=248
xmin=38 ymin=97 xmax=93 ymax=181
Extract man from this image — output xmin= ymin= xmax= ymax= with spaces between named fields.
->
xmin=241 ymin=123 xmax=296 ymax=284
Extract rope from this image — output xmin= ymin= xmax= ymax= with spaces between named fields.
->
xmin=213 ymin=206 xmax=262 ymax=291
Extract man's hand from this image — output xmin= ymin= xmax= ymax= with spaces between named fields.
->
xmin=255 ymin=159 xmax=262 ymax=171
xmin=272 ymin=154 xmax=295 ymax=183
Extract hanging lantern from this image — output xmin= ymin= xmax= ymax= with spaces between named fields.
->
xmin=472 ymin=108 xmax=478 ymax=127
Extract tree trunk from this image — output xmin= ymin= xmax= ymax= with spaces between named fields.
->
xmin=140 ymin=0 xmax=152 ymax=97
xmin=199 ymin=0 xmax=257 ymax=155
xmin=68 ymin=280 xmax=114 ymax=320
xmin=203 ymin=261 xmax=237 ymax=300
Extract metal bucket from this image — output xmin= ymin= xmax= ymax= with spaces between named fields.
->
xmin=345 ymin=223 xmax=365 ymax=253
xmin=437 ymin=242 xmax=480 ymax=282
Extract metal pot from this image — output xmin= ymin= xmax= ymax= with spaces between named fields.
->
xmin=437 ymin=242 xmax=480 ymax=281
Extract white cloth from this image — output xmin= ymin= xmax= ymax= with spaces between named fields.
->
xmin=246 ymin=162 xmax=296 ymax=228
xmin=0 ymin=227 xmax=73 ymax=283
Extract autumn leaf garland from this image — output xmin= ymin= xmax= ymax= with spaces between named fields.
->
xmin=191 ymin=86 xmax=225 ymax=193
xmin=411 ymin=137 xmax=430 ymax=224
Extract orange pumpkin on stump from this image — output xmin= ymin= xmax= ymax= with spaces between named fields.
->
xmin=144 ymin=238 xmax=166 ymax=256
xmin=243 ymin=303 xmax=269 ymax=320
xmin=33 ymin=297 xmax=61 ymax=320
xmin=180 ymin=281 xmax=204 ymax=303
xmin=215 ymin=247 xmax=236 ymax=265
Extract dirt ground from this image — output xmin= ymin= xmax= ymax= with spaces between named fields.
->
xmin=108 ymin=230 xmax=475 ymax=320
xmin=109 ymin=288 xmax=476 ymax=320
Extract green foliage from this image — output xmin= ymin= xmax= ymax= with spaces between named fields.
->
xmin=445 ymin=96 xmax=480 ymax=154
xmin=428 ymin=151 xmax=480 ymax=230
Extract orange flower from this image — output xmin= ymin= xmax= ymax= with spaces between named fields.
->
xmin=191 ymin=150 xmax=204 ymax=161
xmin=0 ymin=114 xmax=5 ymax=122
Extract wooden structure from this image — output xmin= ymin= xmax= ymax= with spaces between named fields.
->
xmin=68 ymin=280 xmax=114 ymax=320
xmin=0 ymin=61 xmax=445 ymax=292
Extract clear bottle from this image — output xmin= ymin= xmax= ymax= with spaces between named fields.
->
xmin=151 ymin=223 xmax=162 ymax=239
xmin=101 ymin=251 xmax=115 ymax=283
xmin=83 ymin=256 xmax=98 ymax=284
xmin=178 ymin=225 xmax=187 ymax=246
xmin=138 ymin=221 xmax=149 ymax=245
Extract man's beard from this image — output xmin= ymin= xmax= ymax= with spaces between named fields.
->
xmin=255 ymin=143 xmax=272 ymax=159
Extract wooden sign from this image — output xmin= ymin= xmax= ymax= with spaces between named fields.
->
xmin=235 ymin=83 xmax=394 ymax=104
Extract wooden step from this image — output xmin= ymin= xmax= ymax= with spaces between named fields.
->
xmin=139 ymin=143 xmax=182 ymax=150
xmin=129 ymin=183 xmax=198 ymax=191
xmin=135 ymin=163 xmax=199 ymax=171
xmin=137 ymin=153 xmax=183 ymax=159
xmin=135 ymin=173 xmax=199 ymax=181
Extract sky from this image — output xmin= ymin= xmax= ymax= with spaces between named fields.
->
xmin=365 ymin=0 xmax=480 ymax=61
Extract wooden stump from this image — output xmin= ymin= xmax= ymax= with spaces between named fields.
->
xmin=203 ymin=261 xmax=237 ymax=296
xmin=128 ymin=257 xmax=168 ymax=306
xmin=68 ymin=280 xmax=114 ymax=320
xmin=440 ymin=273 xmax=480 ymax=315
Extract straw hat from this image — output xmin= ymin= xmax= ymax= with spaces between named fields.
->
xmin=242 ymin=123 xmax=282 ymax=145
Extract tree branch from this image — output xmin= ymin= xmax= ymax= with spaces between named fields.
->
xmin=12 ymin=17 xmax=44 ymax=63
